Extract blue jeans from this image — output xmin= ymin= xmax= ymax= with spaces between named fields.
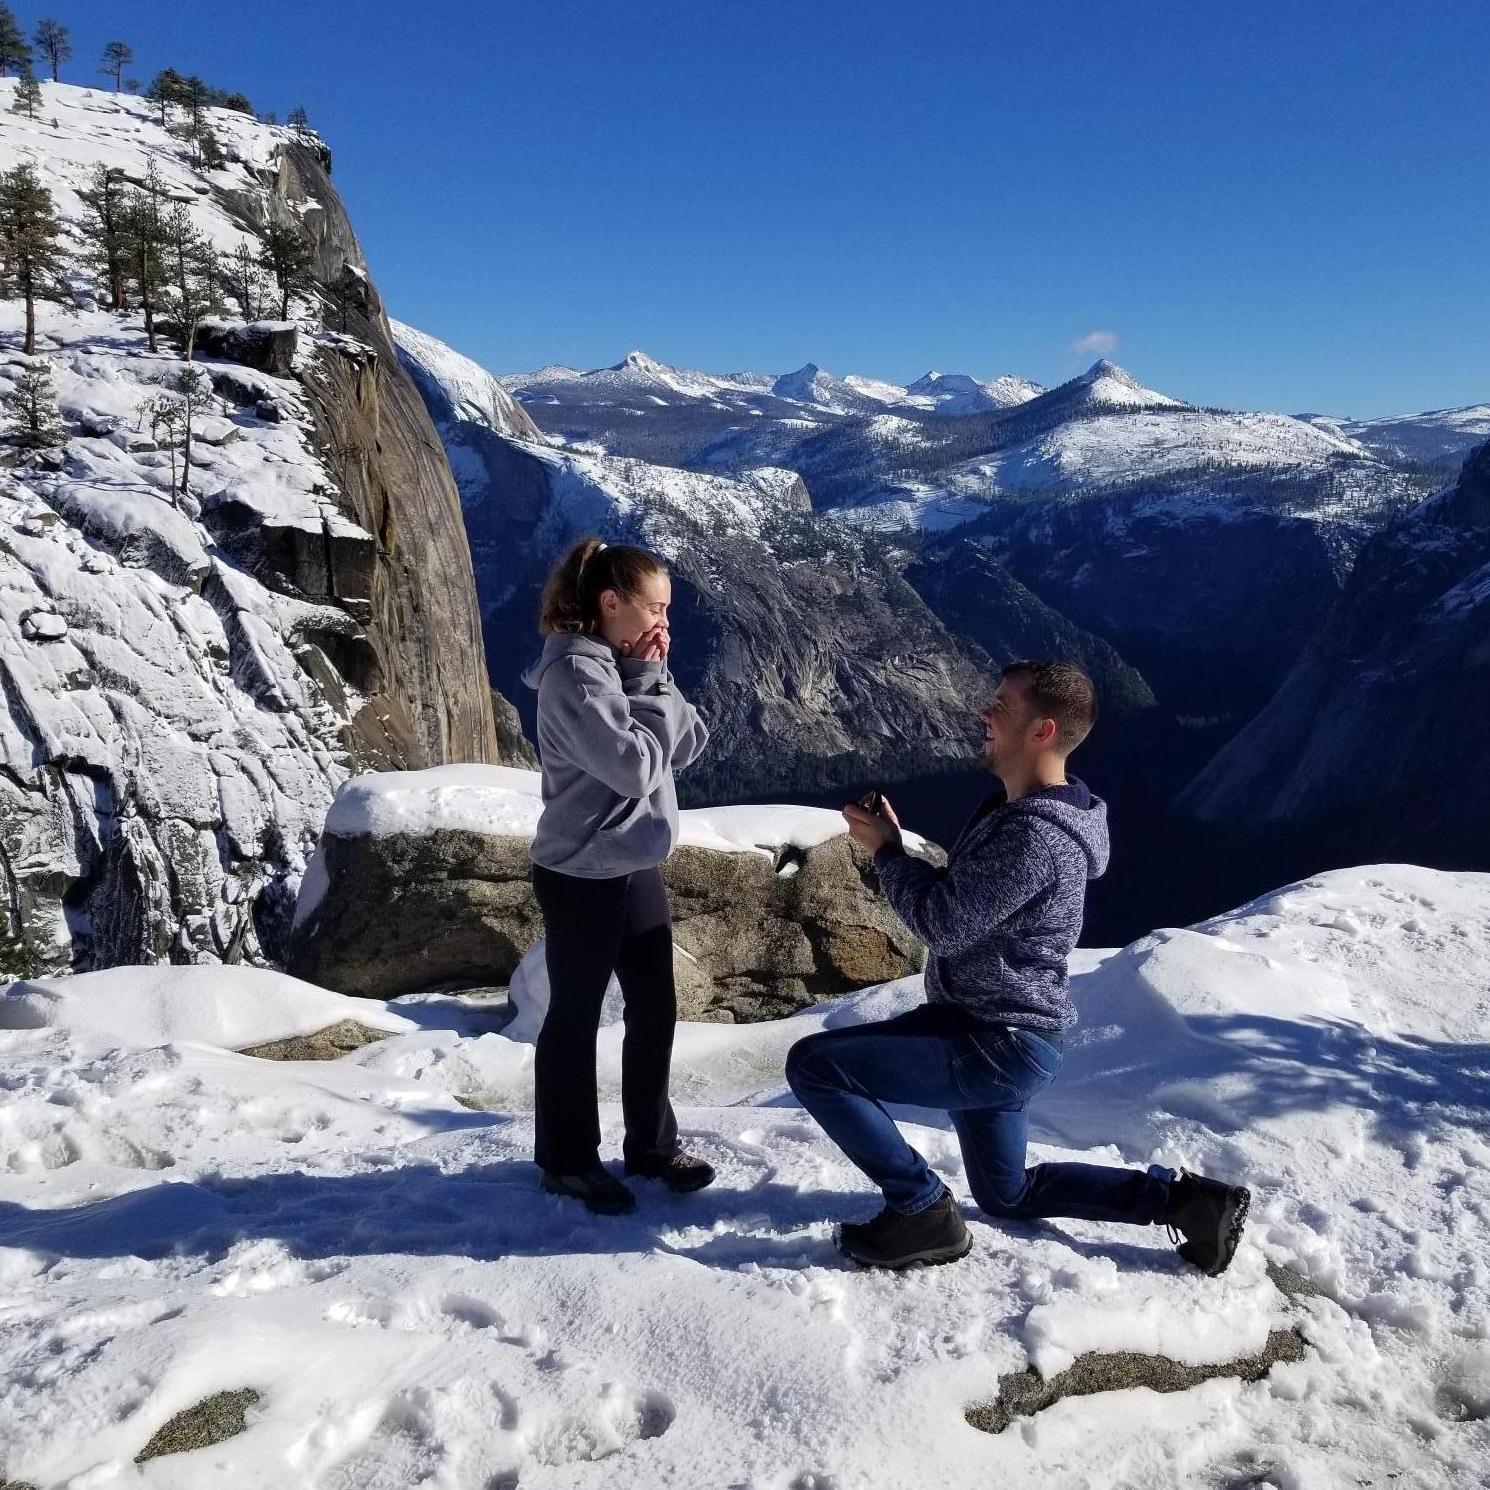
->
xmin=785 ymin=1004 xmax=1173 ymax=1220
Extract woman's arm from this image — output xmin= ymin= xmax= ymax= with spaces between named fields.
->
xmin=544 ymin=656 xmax=679 ymax=798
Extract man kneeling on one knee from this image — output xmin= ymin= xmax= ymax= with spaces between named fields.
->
xmin=785 ymin=660 xmax=1249 ymax=1273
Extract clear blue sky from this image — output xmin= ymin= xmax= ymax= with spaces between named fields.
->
xmin=52 ymin=1 xmax=1489 ymax=416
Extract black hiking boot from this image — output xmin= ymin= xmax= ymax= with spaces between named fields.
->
xmin=540 ymin=1166 xmax=637 ymax=1215
xmin=838 ymin=1191 xmax=972 ymax=1270
xmin=1164 ymin=1169 xmax=1250 ymax=1276
xmin=623 ymin=1149 xmax=716 ymax=1192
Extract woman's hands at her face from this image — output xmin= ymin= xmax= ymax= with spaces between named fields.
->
xmin=618 ymin=624 xmax=670 ymax=662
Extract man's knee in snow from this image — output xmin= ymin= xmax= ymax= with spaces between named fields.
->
xmin=967 ymin=1171 xmax=1035 ymax=1219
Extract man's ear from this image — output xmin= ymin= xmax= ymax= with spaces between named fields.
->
xmin=1034 ymin=717 xmax=1059 ymax=747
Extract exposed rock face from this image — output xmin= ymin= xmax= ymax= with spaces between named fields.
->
xmin=290 ymin=828 xmax=937 ymax=1021
xmin=904 ymin=540 xmax=1156 ymax=716
xmin=1180 ymin=440 xmax=1490 ymax=862
xmin=964 ymin=492 xmax=1375 ymax=720
xmin=251 ymin=139 xmax=501 ymax=767
xmin=195 ymin=319 xmax=299 ymax=377
xmin=0 ymin=88 xmax=513 ymax=977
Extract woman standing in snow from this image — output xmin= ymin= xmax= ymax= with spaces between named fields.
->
xmin=520 ymin=538 xmax=714 ymax=1214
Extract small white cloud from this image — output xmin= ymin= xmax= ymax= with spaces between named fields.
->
xmin=1071 ymin=330 xmax=1118 ymax=357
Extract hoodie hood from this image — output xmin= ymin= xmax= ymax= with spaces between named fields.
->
xmin=1005 ymin=775 xmax=1111 ymax=879
xmin=521 ymin=632 xmax=618 ymax=690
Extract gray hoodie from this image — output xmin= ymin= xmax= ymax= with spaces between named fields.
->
xmin=520 ymin=633 xmax=710 ymax=878
xmin=873 ymin=778 xmax=1110 ymax=1032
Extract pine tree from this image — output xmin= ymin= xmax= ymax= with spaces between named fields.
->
xmin=164 ymin=201 xmax=223 ymax=360
xmin=196 ymin=124 xmax=226 ymax=171
xmin=288 ymin=105 xmax=310 ymax=129
xmin=120 ymin=160 xmax=170 ymax=353
xmin=0 ymin=162 xmax=69 ymax=355
xmin=0 ymin=4 xmax=31 ymax=77
xmin=100 ymin=40 xmax=132 ymax=91
xmin=229 ymin=239 xmax=270 ymax=320
xmin=9 ymin=59 xmax=40 ymax=118
xmin=258 ymin=219 xmax=314 ymax=321
xmin=139 ymin=389 xmax=184 ymax=500
xmin=79 ymin=163 xmax=129 ymax=310
xmin=32 ymin=18 xmax=68 ymax=82
xmin=4 ymin=358 xmax=65 ymax=450
xmin=156 ymin=364 xmax=212 ymax=496
xmin=144 ymin=68 xmax=185 ymax=127
xmin=179 ymin=75 xmax=209 ymax=132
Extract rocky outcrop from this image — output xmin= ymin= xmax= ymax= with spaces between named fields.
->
xmin=1179 ymin=440 xmax=1490 ymax=862
xmin=289 ymin=827 xmax=938 ymax=1021
xmin=0 ymin=87 xmax=518 ymax=978
xmin=245 ymin=138 xmax=503 ymax=768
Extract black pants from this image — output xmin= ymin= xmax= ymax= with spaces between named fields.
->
xmin=531 ymin=862 xmax=680 ymax=1173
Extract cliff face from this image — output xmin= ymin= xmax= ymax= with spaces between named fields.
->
xmin=241 ymin=140 xmax=500 ymax=767
xmin=1179 ymin=440 xmax=1490 ymax=862
xmin=0 ymin=85 xmax=506 ymax=977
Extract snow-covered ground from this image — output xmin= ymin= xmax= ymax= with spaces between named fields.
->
xmin=944 ymin=409 xmax=1366 ymax=495
xmin=3 ymin=864 xmax=1488 ymax=1488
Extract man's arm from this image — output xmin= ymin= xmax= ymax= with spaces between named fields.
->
xmin=873 ymin=820 xmax=1055 ymax=956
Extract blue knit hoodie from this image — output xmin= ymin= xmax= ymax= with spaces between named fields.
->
xmin=873 ymin=778 xmax=1109 ymax=1033
xmin=521 ymin=633 xmax=709 ymax=878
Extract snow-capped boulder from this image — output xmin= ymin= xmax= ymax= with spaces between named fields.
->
xmin=289 ymin=767 xmax=936 ymax=1019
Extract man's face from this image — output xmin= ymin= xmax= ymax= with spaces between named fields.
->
xmin=978 ymin=677 xmax=1037 ymax=774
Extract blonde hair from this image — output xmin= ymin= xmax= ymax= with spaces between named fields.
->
xmin=538 ymin=537 xmax=667 ymax=635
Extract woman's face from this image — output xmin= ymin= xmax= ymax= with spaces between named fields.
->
xmin=599 ymin=569 xmax=672 ymax=653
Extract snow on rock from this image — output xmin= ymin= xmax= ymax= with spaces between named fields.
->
xmin=314 ymin=764 xmax=930 ymax=857
xmin=1 ymin=864 xmax=1488 ymax=1486
xmin=0 ymin=964 xmax=415 ymax=1048
xmin=0 ymin=80 xmax=502 ymax=974
xmin=390 ymin=317 xmax=541 ymax=441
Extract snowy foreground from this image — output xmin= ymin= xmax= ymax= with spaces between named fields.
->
xmin=3 ymin=868 xmax=1489 ymax=1488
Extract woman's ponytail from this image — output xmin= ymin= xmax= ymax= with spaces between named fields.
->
xmin=538 ymin=537 xmax=666 ymax=635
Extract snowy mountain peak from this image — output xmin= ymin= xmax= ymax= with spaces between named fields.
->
xmin=616 ymin=349 xmax=667 ymax=374
xmin=1065 ymin=359 xmax=1187 ymax=410
xmin=1084 ymin=358 xmax=1140 ymax=387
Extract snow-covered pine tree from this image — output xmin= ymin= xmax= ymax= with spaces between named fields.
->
xmin=259 ymin=219 xmax=314 ymax=320
xmin=100 ymin=39 xmax=132 ymax=91
xmin=157 ymin=364 xmax=213 ymax=496
xmin=0 ymin=4 xmax=30 ymax=77
xmin=120 ymin=159 xmax=170 ymax=352
xmin=3 ymin=357 xmax=64 ymax=450
xmin=139 ymin=388 xmax=184 ymax=500
xmin=9 ymin=59 xmax=40 ymax=118
xmin=32 ymin=18 xmax=69 ymax=82
xmin=164 ymin=201 xmax=223 ymax=360
xmin=79 ymin=163 xmax=129 ymax=310
xmin=0 ymin=162 xmax=69 ymax=355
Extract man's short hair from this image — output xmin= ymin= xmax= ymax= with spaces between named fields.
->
xmin=1001 ymin=660 xmax=1098 ymax=751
